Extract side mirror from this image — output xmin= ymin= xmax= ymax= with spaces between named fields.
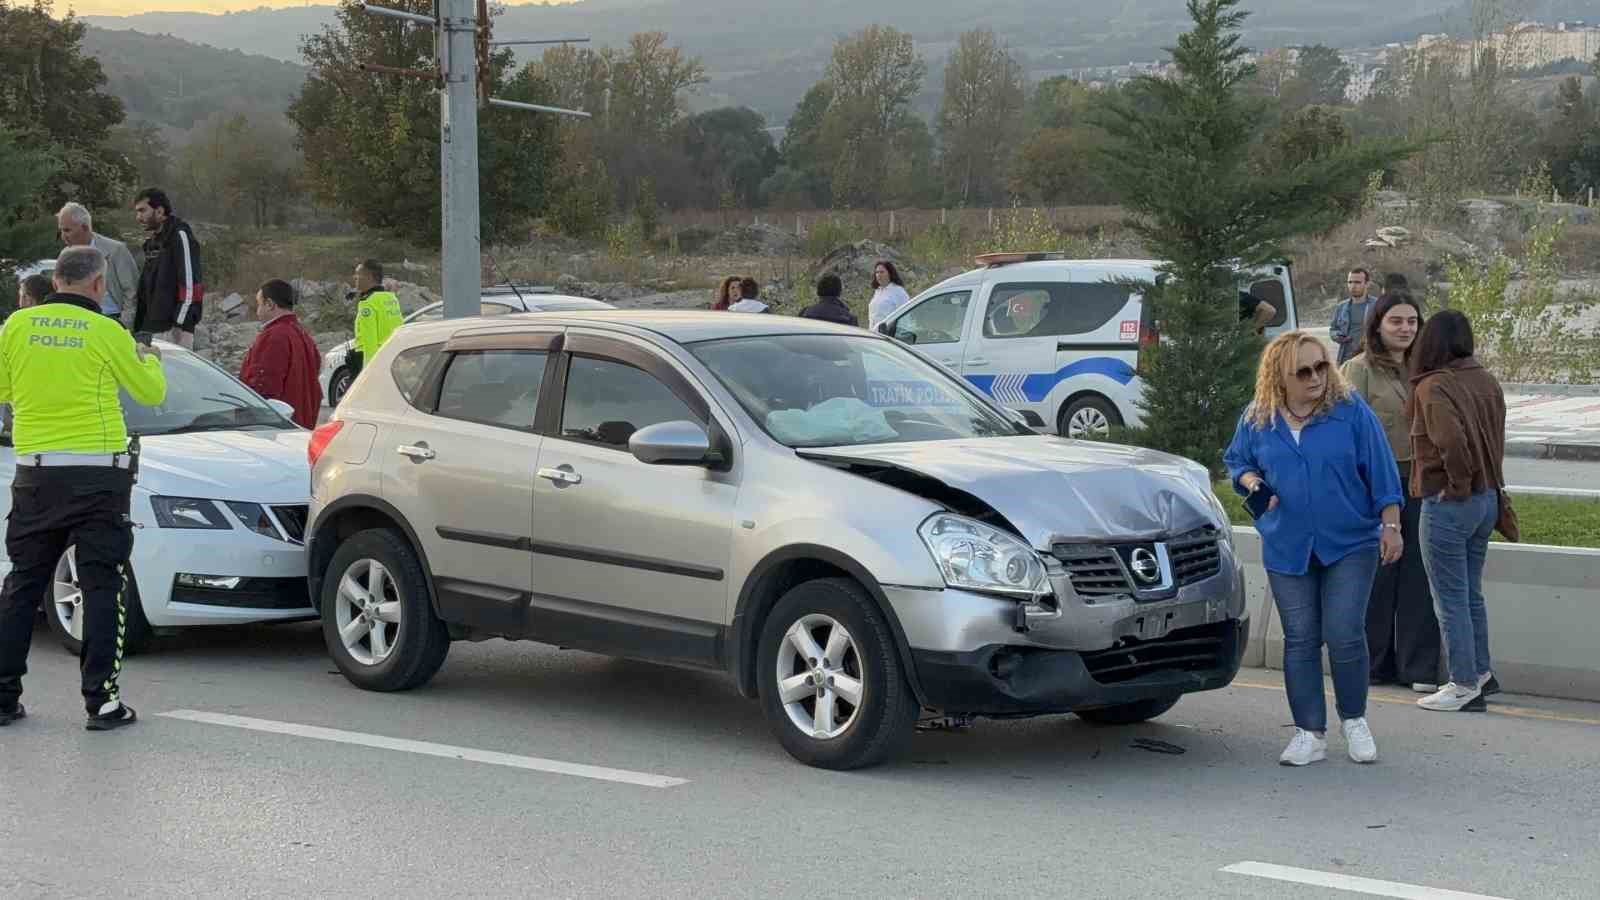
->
xmin=1020 ymin=409 xmax=1046 ymax=428
xmin=876 ymin=321 xmax=895 ymax=336
xmin=629 ymin=420 xmax=717 ymax=467
xmin=266 ymin=399 xmax=296 ymax=420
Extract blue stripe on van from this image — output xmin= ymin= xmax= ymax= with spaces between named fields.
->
xmin=965 ymin=356 xmax=1137 ymax=404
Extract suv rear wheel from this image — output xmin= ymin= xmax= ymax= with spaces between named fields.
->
xmin=321 ymin=528 xmax=449 ymax=692
xmin=756 ymin=578 xmax=919 ymax=770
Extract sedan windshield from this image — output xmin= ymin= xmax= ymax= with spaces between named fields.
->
xmin=122 ymin=351 xmax=293 ymax=435
xmin=689 ymin=334 xmax=1024 ymax=448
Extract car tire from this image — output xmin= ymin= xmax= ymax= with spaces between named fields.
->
xmin=328 ymin=366 xmax=353 ymax=406
xmin=44 ymin=546 xmax=151 ymax=656
xmin=756 ymin=577 xmax=919 ymax=770
xmin=1058 ymin=394 xmax=1123 ymax=440
xmin=1074 ymin=695 xmax=1181 ymax=725
xmin=320 ymin=528 xmax=449 ymax=692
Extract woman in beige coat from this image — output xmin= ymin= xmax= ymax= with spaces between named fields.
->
xmin=1342 ymin=292 xmax=1442 ymax=694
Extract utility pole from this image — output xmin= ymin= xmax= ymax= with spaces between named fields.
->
xmin=358 ymin=1 xmax=591 ymax=319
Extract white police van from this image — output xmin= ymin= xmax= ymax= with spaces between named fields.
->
xmin=876 ymin=254 xmax=1298 ymax=437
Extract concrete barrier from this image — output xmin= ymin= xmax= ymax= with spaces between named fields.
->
xmin=1232 ymin=526 xmax=1600 ymax=703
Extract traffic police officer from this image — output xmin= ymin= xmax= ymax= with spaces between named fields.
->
xmin=0 ymin=245 xmax=167 ymax=731
xmin=346 ymin=258 xmax=404 ymax=380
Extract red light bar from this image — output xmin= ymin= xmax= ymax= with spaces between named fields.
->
xmin=974 ymin=251 xmax=1071 ymax=267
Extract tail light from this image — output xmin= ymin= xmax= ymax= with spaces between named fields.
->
xmin=308 ymin=420 xmax=344 ymax=468
xmin=1136 ymin=321 xmax=1160 ymax=376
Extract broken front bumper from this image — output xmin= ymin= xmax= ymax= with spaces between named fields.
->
xmin=883 ymin=552 xmax=1249 ymax=716
xmin=910 ymin=618 xmax=1248 ymax=716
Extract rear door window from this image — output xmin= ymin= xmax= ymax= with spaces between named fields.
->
xmin=434 ymin=350 xmax=548 ymax=430
xmin=982 ymin=282 xmax=1131 ymax=339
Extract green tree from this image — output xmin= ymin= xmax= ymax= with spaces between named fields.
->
xmin=820 ymin=25 xmax=930 ymax=209
xmin=0 ymin=122 xmax=63 ymax=274
xmin=288 ymin=0 xmax=561 ymax=243
xmin=766 ymin=81 xmax=836 ymax=207
xmin=1283 ymin=44 xmax=1351 ymax=108
xmin=678 ymin=107 xmax=779 ymax=208
xmin=0 ymin=0 xmax=135 ymax=210
xmin=1094 ymin=0 xmax=1412 ymax=471
xmin=1537 ymin=76 xmax=1597 ymax=198
xmin=937 ymin=28 xmax=1026 ymax=205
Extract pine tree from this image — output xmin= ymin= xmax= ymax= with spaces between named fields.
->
xmin=1094 ymin=0 xmax=1411 ymax=471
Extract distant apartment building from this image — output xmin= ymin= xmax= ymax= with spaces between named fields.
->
xmin=1413 ymin=21 xmax=1600 ymax=77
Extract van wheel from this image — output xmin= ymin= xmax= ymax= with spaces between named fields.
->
xmin=1075 ymin=695 xmax=1180 ymax=725
xmin=321 ymin=528 xmax=449 ymax=692
xmin=46 ymin=546 xmax=151 ymax=656
xmin=1059 ymin=395 xmax=1122 ymax=439
xmin=757 ymin=578 xmax=919 ymax=770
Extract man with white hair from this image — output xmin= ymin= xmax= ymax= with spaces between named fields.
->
xmin=0 ymin=245 xmax=167 ymax=732
xmin=57 ymin=201 xmax=138 ymax=324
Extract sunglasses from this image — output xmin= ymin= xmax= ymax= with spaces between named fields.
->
xmin=1293 ymin=361 xmax=1331 ymax=383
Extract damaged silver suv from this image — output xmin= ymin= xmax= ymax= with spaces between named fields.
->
xmin=306 ymin=311 xmax=1248 ymax=770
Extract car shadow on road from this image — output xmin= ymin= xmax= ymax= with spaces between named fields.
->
xmin=127 ymin=622 xmax=1274 ymax=782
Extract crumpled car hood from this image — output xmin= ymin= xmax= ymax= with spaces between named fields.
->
xmin=798 ymin=436 xmax=1223 ymax=547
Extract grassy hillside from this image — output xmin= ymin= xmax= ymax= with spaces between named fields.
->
xmin=81 ymin=26 xmax=307 ymax=131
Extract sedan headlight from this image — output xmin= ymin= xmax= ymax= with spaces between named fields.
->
xmin=918 ymin=513 xmax=1050 ymax=598
xmin=151 ymin=497 xmax=231 ymax=530
xmin=226 ymin=502 xmax=280 ymax=539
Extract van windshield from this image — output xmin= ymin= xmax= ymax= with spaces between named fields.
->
xmin=689 ymin=335 xmax=1026 ymax=448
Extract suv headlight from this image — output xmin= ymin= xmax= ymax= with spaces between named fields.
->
xmin=918 ymin=513 xmax=1049 ymax=598
xmin=151 ymin=497 xmax=231 ymax=529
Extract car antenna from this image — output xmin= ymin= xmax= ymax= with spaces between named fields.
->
xmin=484 ymin=248 xmax=525 ymax=305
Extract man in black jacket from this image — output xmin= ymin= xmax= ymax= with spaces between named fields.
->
xmin=132 ymin=188 xmax=204 ymax=349
xmin=799 ymin=274 xmax=859 ymax=326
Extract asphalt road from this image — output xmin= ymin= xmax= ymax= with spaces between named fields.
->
xmin=3 ymin=621 xmax=1596 ymax=899
xmin=1504 ymin=456 xmax=1599 ymax=492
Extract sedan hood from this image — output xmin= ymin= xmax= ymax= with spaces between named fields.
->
xmin=798 ymin=436 xmax=1222 ymax=547
xmin=137 ymin=428 xmax=311 ymax=503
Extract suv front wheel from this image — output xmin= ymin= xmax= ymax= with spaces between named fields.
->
xmin=756 ymin=578 xmax=919 ymax=770
xmin=320 ymin=528 xmax=450 ymax=692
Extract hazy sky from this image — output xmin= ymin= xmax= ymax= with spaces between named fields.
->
xmin=67 ymin=0 xmax=575 ymax=15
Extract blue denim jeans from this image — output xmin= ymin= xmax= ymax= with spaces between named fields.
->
xmin=1266 ymin=548 xmax=1380 ymax=732
xmin=1420 ymin=490 xmax=1497 ymax=686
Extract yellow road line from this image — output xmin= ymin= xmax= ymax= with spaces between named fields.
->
xmin=1230 ymin=680 xmax=1600 ymax=727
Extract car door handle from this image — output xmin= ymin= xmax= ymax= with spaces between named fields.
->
xmin=537 ymin=466 xmax=582 ymax=485
xmin=396 ymin=444 xmax=435 ymax=461
xmin=966 ymin=357 xmax=990 ymax=366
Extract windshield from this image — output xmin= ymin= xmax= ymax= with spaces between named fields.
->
xmin=122 ymin=351 xmax=293 ymax=436
xmin=689 ymin=334 xmax=1024 ymax=448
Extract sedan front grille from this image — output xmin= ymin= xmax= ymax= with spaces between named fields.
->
xmin=271 ymin=505 xmax=309 ymax=544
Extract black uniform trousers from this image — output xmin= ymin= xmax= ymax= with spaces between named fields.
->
xmin=0 ymin=465 xmax=136 ymax=714
xmin=1366 ymin=463 xmax=1443 ymax=686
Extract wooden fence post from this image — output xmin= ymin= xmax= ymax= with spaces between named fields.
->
xmin=889 ymin=210 xmax=896 ymax=237
xmin=987 ymin=208 xmax=994 ymax=231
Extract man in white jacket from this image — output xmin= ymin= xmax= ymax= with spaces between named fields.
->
xmin=728 ymin=277 xmax=771 ymax=313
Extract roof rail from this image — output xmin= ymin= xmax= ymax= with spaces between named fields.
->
xmin=973 ymin=251 xmax=1073 ymax=267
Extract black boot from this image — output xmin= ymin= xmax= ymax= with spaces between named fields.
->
xmin=85 ymin=702 xmax=137 ymax=732
xmin=0 ymin=703 xmax=25 ymax=726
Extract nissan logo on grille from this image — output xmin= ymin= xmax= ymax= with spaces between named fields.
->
xmin=1129 ymin=548 xmax=1161 ymax=585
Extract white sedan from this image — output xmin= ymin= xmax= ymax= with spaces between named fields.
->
xmin=1 ymin=343 xmax=315 ymax=653
xmin=320 ymin=290 xmax=615 ymax=405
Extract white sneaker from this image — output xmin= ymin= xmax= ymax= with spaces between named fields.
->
xmin=1417 ymin=682 xmax=1482 ymax=711
xmin=1412 ymin=683 xmax=1438 ymax=693
xmin=1279 ymin=728 xmax=1328 ymax=766
xmin=1342 ymin=717 xmax=1378 ymax=763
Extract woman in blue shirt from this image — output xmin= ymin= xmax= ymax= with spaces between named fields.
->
xmin=1225 ymin=332 xmax=1404 ymax=767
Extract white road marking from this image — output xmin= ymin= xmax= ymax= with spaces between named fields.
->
xmin=158 ymin=709 xmax=688 ymax=788
xmin=1221 ymin=861 xmax=1514 ymax=899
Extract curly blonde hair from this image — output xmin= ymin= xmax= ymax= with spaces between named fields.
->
xmin=1245 ymin=331 xmax=1352 ymax=428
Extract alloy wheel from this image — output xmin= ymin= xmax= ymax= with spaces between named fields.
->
xmin=52 ymin=547 xmax=84 ymax=643
xmin=775 ymin=613 xmax=865 ymax=740
xmin=1068 ymin=406 xmax=1111 ymax=439
xmin=334 ymin=558 xmax=403 ymax=666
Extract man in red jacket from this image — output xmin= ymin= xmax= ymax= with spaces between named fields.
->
xmin=240 ymin=279 xmax=323 ymax=428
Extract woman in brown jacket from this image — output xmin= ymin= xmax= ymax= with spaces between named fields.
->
xmin=1408 ymin=310 xmax=1508 ymax=712
xmin=1343 ymin=293 xmax=1442 ymax=694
